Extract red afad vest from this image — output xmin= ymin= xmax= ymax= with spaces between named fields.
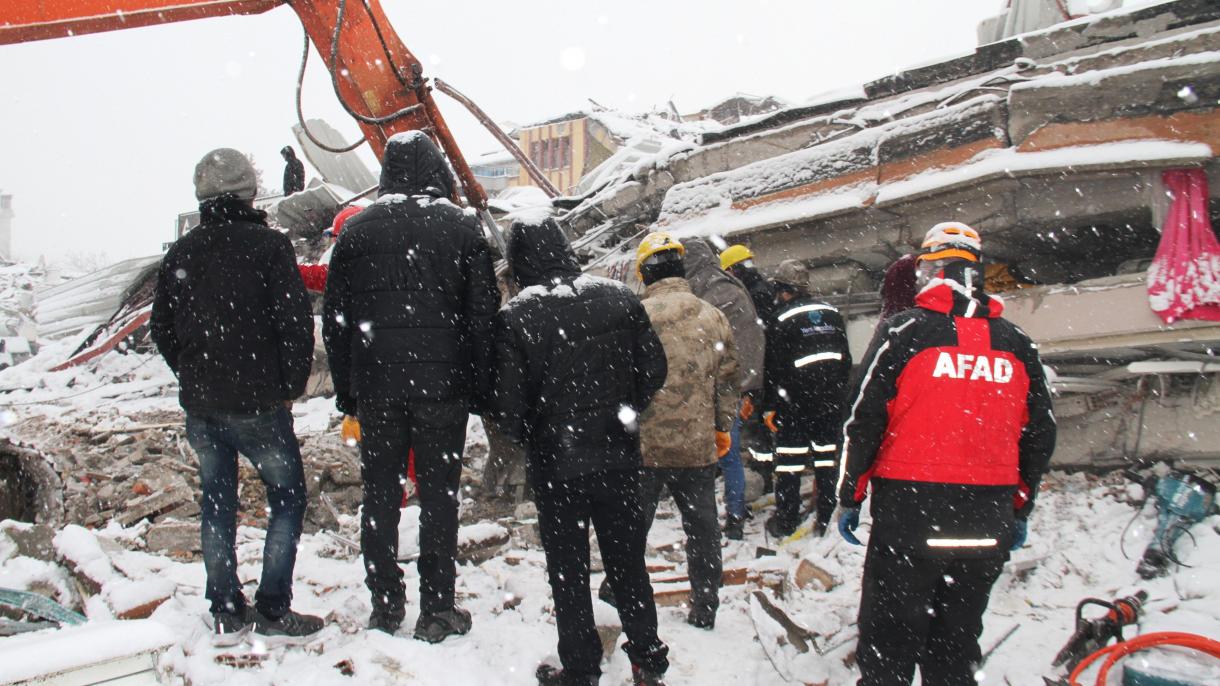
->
xmin=873 ymin=317 xmax=1030 ymax=486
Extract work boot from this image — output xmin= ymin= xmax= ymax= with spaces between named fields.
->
xmin=723 ymin=514 xmax=745 ymax=540
xmin=414 ymin=607 xmax=472 ymax=643
xmin=251 ymin=608 xmax=324 ymax=645
xmin=686 ymin=605 xmax=716 ymax=630
xmin=632 ymin=663 xmax=666 ymax=686
xmin=765 ymin=516 xmax=796 ymax=539
xmin=597 ymin=581 xmax=617 ymax=609
xmin=812 ymin=520 xmax=828 ymax=538
xmin=211 ymin=606 xmax=253 ymax=647
xmin=368 ymin=608 xmax=404 ymax=635
xmin=535 ymin=664 xmax=598 ymax=685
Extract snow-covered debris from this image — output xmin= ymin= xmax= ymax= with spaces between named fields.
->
xmin=0 ymin=470 xmax=1214 ymax=684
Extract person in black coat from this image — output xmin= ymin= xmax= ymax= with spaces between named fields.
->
xmin=281 ymin=146 xmax=305 ymax=195
xmin=151 ymin=147 xmax=321 ymax=644
xmin=762 ymin=280 xmax=853 ymax=539
xmin=322 ymin=131 xmax=500 ymax=642
xmin=492 ymin=217 xmax=670 ymax=686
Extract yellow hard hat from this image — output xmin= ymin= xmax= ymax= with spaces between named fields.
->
xmin=719 ymin=244 xmax=754 ymax=271
xmin=636 ymin=232 xmax=685 ymax=276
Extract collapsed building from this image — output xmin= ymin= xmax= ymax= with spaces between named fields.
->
xmin=553 ymin=0 xmax=1220 ymax=469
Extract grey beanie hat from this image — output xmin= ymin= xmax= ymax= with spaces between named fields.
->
xmin=193 ymin=148 xmax=258 ymax=201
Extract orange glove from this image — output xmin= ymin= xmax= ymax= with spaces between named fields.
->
xmin=763 ymin=411 xmax=778 ymax=433
xmin=739 ymin=396 xmax=755 ymax=420
xmin=715 ymin=431 xmax=732 ymax=458
xmin=340 ymin=415 xmax=361 ymax=446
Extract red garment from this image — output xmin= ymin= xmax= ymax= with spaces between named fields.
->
xmin=873 ymin=316 xmax=1030 ymax=488
xmin=1147 ymin=169 xmax=1220 ymax=324
xmin=299 ymin=263 xmax=328 ymax=293
xmin=879 ymin=254 xmax=918 ymax=321
xmin=400 ymin=449 xmax=418 ymax=508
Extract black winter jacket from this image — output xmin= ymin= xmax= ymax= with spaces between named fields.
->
xmin=764 ymin=293 xmax=853 ymax=414
xmin=492 ymin=218 xmax=667 ymax=483
xmin=322 ymin=132 xmax=500 ymax=415
xmin=151 ymin=196 xmax=314 ymax=415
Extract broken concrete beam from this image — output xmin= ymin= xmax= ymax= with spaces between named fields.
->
xmin=650 ymin=567 xmax=784 ymax=607
xmin=154 ymin=500 xmax=200 ymax=523
xmin=145 ymin=521 xmax=201 ymax=555
xmin=116 ymin=489 xmax=191 ymax=527
xmin=1008 ymin=59 xmax=1220 ymax=148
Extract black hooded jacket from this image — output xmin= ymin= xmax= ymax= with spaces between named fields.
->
xmin=151 ymin=196 xmax=314 ymax=414
xmin=492 ymin=218 xmax=667 ymax=483
xmin=322 ymin=132 xmax=500 ymax=415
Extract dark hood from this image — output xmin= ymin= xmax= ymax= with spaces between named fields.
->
xmin=915 ymin=261 xmax=1004 ymax=318
xmin=379 ymin=131 xmax=456 ymax=199
xmin=507 ymin=217 xmax=580 ymax=288
xmin=684 ymin=237 xmax=748 ymax=293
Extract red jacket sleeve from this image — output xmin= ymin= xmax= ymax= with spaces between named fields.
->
xmin=298 ymin=264 xmax=329 ymax=293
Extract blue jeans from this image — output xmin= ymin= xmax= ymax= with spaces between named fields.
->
xmin=186 ymin=407 xmax=306 ymax=618
xmin=719 ymin=413 xmax=747 ymax=518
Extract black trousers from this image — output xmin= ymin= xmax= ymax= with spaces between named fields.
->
xmin=773 ymin=395 xmax=841 ymax=530
xmin=358 ymin=399 xmax=467 ymax=616
xmin=773 ymin=465 xmax=837 ymax=530
xmin=856 ymin=543 xmax=1005 ymax=686
xmin=536 ymin=469 xmax=669 ymax=679
xmin=641 ymin=465 xmax=722 ymax=615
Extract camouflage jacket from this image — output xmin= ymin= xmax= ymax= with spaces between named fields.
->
xmin=639 ymin=277 xmax=740 ymax=468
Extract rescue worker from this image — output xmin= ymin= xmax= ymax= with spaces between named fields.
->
xmin=683 ymin=238 xmax=765 ymax=539
xmin=762 ymin=263 xmax=852 ymax=538
xmin=720 ymin=243 xmax=777 ymax=322
xmin=151 ymin=148 xmax=321 ymax=644
xmin=281 ymin=145 xmax=305 ymax=195
xmin=492 ymin=217 xmax=670 ymax=686
xmin=879 ymin=253 xmax=918 ymax=322
xmin=719 ymin=244 xmax=778 ymax=494
xmin=603 ymin=232 xmax=739 ymax=631
xmin=837 ymin=222 xmax=1057 ymax=686
xmin=322 ymin=131 xmax=500 ymax=642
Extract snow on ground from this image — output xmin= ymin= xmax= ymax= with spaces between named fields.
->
xmin=2 ymin=469 xmax=1217 ymax=685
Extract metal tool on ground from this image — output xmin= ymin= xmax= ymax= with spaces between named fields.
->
xmin=1051 ymin=590 xmax=1147 ymax=672
xmin=1135 ymin=470 xmax=1216 ymax=579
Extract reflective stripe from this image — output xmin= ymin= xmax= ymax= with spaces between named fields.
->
xmin=777 ymin=303 xmax=838 ymax=322
xmin=749 ymin=449 xmax=774 ymax=462
xmin=775 ymin=464 xmax=805 ymax=473
xmin=811 ymin=442 xmax=837 ymax=453
xmin=794 ymin=352 xmax=844 ymax=368
xmin=836 ymin=317 xmax=915 ymax=497
xmin=776 ymin=446 xmax=810 ymax=455
xmin=812 ymin=460 xmax=836 ymax=468
xmin=926 ymin=538 xmax=998 ymax=548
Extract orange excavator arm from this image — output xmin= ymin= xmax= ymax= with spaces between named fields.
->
xmin=0 ymin=0 xmax=489 ymax=213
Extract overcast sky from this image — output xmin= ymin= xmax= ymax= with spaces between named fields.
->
xmin=0 ymin=0 xmax=1002 ymax=265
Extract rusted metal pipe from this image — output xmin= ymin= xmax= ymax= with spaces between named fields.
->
xmin=434 ymin=78 xmax=561 ymax=198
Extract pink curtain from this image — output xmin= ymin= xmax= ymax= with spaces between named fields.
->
xmin=1147 ymin=169 xmax=1220 ymax=324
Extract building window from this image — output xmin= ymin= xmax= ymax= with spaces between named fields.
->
xmin=530 ymin=141 xmax=542 ymax=168
xmin=561 ymin=137 xmax=572 ymax=168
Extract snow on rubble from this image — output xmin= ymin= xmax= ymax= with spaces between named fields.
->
xmin=1 ymin=469 xmax=1218 ymax=685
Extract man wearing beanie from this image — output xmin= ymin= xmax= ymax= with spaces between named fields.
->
xmin=836 ymin=222 xmax=1056 ymax=685
xmin=492 ymin=217 xmax=670 ymax=686
xmin=602 ymin=232 xmax=739 ymax=633
xmin=151 ymin=148 xmax=321 ymax=645
xmin=322 ymin=131 xmax=500 ymax=642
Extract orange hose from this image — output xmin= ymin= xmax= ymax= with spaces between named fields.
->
xmin=1067 ymin=632 xmax=1220 ymax=686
